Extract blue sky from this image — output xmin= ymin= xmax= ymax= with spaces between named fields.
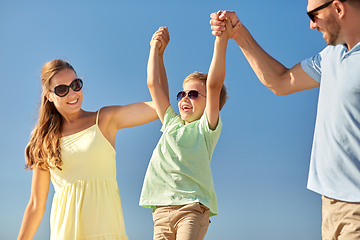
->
xmin=1 ymin=0 xmax=326 ymax=239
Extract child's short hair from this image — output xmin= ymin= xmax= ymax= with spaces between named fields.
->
xmin=183 ymin=71 xmax=228 ymax=110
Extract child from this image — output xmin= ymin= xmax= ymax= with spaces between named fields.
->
xmin=140 ymin=20 xmax=233 ymax=240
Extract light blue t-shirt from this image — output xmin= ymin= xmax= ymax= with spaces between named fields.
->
xmin=139 ymin=106 xmax=222 ymax=216
xmin=301 ymin=42 xmax=360 ymax=202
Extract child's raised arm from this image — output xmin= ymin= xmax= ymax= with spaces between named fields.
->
xmin=85 ymin=28 xmax=171 ymax=144
xmin=147 ymin=27 xmax=170 ymax=123
xmin=206 ymin=19 xmax=236 ymax=130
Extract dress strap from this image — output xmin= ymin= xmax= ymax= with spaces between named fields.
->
xmin=96 ymin=109 xmax=100 ymax=125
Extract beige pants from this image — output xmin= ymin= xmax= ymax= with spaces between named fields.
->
xmin=152 ymin=202 xmax=210 ymax=240
xmin=322 ymin=196 xmax=360 ymax=240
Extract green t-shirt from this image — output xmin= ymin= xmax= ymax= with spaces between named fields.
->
xmin=139 ymin=106 xmax=222 ymax=216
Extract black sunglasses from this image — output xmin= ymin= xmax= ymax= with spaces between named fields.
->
xmin=176 ymin=90 xmax=206 ymax=101
xmin=49 ymin=78 xmax=83 ymax=97
xmin=307 ymin=0 xmax=346 ymax=22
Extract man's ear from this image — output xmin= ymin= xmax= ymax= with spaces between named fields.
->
xmin=334 ymin=0 xmax=346 ymax=19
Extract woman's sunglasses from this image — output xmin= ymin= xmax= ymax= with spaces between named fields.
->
xmin=176 ymin=90 xmax=206 ymax=101
xmin=49 ymin=78 xmax=83 ymax=97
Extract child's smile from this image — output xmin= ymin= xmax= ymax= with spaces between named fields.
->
xmin=178 ymin=80 xmax=206 ymax=124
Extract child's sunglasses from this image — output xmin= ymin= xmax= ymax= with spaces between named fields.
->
xmin=49 ymin=78 xmax=83 ymax=97
xmin=176 ymin=90 xmax=206 ymax=101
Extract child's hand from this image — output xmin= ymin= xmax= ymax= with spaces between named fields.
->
xmin=150 ymin=31 xmax=162 ymax=50
xmin=218 ymin=18 xmax=240 ymax=40
xmin=150 ymin=27 xmax=170 ymax=55
xmin=210 ymin=10 xmax=241 ymax=37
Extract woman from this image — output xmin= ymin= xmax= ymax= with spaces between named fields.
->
xmin=17 ymin=59 xmax=163 ymax=240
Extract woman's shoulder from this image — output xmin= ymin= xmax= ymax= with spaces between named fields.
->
xmin=97 ymin=105 xmax=120 ymax=118
xmin=96 ymin=105 xmax=123 ymax=126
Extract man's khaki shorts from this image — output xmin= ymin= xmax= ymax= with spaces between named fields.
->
xmin=322 ymin=196 xmax=360 ymax=240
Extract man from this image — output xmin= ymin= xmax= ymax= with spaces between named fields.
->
xmin=210 ymin=1 xmax=360 ymax=239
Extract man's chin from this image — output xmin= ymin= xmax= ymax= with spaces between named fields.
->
xmin=323 ymin=34 xmax=338 ymax=46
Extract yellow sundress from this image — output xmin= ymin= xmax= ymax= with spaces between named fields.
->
xmin=49 ymin=110 xmax=129 ymax=240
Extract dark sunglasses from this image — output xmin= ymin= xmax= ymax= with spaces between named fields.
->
xmin=49 ymin=78 xmax=83 ymax=97
xmin=176 ymin=90 xmax=206 ymax=101
xmin=307 ymin=0 xmax=346 ymax=22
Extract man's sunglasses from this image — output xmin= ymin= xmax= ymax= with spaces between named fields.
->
xmin=49 ymin=78 xmax=83 ymax=97
xmin=307 ymin=0 xmax=346 ymax=22
xmin=176 ymin=90 xmax=206 ymax=101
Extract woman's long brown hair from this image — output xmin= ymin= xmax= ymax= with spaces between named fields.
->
xmin=25 ymin=59 xmax=76 ymax=171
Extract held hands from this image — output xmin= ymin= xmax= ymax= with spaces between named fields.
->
xmin=210 ymin=10 xmax=241 ymax=39
xmin=150 ymin=27 xmax=170 ymax=55
xmin=217 ymin=18 xmax=236 ymax=40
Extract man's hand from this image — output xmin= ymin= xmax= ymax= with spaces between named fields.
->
xmin=210 ymin=10 xmax=241 ymax=38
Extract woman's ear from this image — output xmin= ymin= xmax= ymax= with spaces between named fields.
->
xmin=45 ymin=92 xmax=53 ymax=102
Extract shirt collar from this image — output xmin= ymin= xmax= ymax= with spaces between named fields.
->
xmin=341 ymin=42 xmax=360 ymax=59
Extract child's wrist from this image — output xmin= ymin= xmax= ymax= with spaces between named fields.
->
xmin=216 ymin=35 xmax=229 ymax=42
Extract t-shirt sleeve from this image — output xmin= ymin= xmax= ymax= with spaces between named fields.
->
xmin=198 ymin=111 xmax=223 ymax=157
xmin=199 ymin=111 xmax=222 ymax=136
xmin=160 ymin=106 xmax=178 ymax=132
xmin=301 ymin=46 xmax=329 ymax=83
